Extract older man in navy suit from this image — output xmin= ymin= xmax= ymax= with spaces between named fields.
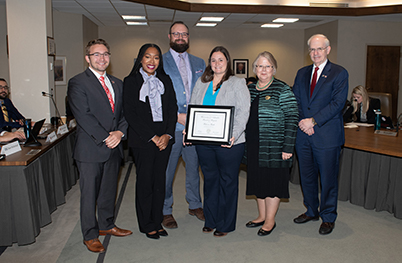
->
xmin=292 ymin=34 xmax=348 ymax=235
xmin=162 ymin=21 xmax=206 ymax=228
xmin=68 ymin=39 xmax=132 ymax=253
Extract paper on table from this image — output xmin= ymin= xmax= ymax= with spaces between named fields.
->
xmin=345 ymin=122 xmax=374 ymax=128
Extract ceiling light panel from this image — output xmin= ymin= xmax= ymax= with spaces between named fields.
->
xmin=261 ymin=23 xmax=284 ymax=28
xmin=273 ymin=18 xmax=299 ymax=23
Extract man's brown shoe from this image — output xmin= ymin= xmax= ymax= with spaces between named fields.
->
xmin=99 ymin=226 xmax=132 ymax=237
xmin=293 ymin=213 xmax=319 ymax=224
xmin=189 ymin=208 xmax=205 ymax=221
xmin=163 ymin=214 xmax=178 ymax=228
xmin=83 ymin=238 xmax=105 ymax=253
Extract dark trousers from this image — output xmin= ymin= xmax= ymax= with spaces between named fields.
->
xmin=196 ymin=143 xmax=245 ymax=233
xmin=132 ymin=144 xmax=172 ymax=233
xmin=296 ymin=139 xmax=341 ymax=223
xmin=76 ymin=148 xmax=121 ymax=241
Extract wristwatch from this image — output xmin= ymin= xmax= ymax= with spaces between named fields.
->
xmin=312 ymin=117 xmax=317 ymax=126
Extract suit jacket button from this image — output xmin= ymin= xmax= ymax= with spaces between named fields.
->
xmin=308 ymin=107 xmax=310 ymax=110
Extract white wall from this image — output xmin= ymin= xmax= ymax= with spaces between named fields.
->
xmin=99 ymin=26 xmax=304 ymax=86
xmin=0 ymin=4 xmax=9 ymax=83
xmin=53 ymin=10 xmax=98 ymax=115
xmin=337 ymin=20 xmax=402 ymax=116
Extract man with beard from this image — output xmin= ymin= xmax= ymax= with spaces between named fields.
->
xmin=0 ymin=78 xmax=25 ymax=131
xmin=162 ymin=21 xmax=206 ymax=228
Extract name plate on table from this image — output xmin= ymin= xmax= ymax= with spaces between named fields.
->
xmin=57 ymin=124 xmax=69 ymax=135
xmin=46 ymin=131 xmax=58 ymax=143
xmin=374 ymin=130 xmax=398 ymax=137
xmin=0 ymin=140 xmax=22 ymax=156
xmin=184 ymin=105 xmax=234 ymax=145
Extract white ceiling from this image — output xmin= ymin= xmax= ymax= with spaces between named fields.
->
xmin=2 ymin=0 xmax=402 ymax=29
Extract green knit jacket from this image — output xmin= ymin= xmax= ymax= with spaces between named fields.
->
xmin=244 ymin=78 xmax=299 ymax=168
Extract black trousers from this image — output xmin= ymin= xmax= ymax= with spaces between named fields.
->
xmin=132 ymin=143 xmax=172 ymax=233
xmin=76 ymin=148 xmax=121 ymax=241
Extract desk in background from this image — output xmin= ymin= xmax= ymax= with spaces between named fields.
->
xmin=338 ymin=127 xmax=402 ymax=219
xmin=290 ymin=126 xmax=402 ymax=219
xmin=0 ymin=129 xmax=78 ymax=246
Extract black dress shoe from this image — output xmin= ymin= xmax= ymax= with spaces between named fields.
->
xmin=246 ymin=220 xmax=265 ymax=228
xmin=146 ymin=231 xmax=160 ymax=239
xmin=158 ymin=229 xmax=168 ymax=237
xmin=293 ymin=213 xmax=319 ymax=224
xmin=257 ymin=223 xmax=276 ymax=236
xmin=213 ymin=230 xmax=227 ymax=237
xmin=319 ymin=222 xmax=335 ymax=235
xmin=202 ymin=226 xmax=214 ymax=233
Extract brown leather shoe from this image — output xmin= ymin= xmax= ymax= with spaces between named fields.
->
xmin=293 ymin=213 xmax=319 ymax=224
xmin=83 ymin=238 xmax=105 ymax=253
xmin=189 ymin=208 xmax=205 ymax=221
xmin=163 ymin=215 xmax=178 ymax=229
xmin=202 ymin=226 xmax=214 ymax=233
xmin=99 ymin=226 xmax=132 ymax=237
xmin=213 ymin=230 xmax=227 ymax=237
xmin=319 ymin=222 xmax=335 ymax=235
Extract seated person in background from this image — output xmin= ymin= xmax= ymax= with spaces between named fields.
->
xmin=343 ymin=85 xmax=381 ymax=124
xmin=0 ymin=78 xmax=25 ymax=131
xmin=246 ymin=77 xmax=257 ymax=86
xmin=0 ymin=129 xmax=25 ymax=143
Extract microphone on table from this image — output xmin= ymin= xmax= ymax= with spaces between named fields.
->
xmin=42 ymin=91 xmax=64 ymax=126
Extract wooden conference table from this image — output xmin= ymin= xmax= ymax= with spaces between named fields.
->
xmin=290 ymin=126 xmax=402 ymax=219
xmin=0 ymin=128 xmax=78 ymax=246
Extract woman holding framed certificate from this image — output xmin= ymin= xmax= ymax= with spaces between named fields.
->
xmin=244 ymin=51 xmax=298 ymax=236
xmin=123 ymin=43 xmax=178 ymax=240
xmin=189 ymin=46 xmax=250 ymax=237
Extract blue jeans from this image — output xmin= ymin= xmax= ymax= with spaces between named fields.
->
xmin=163 ymin=130 xmax=202 ymax=215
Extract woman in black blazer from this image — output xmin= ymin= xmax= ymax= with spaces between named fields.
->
xmin=343 ymin=85 xmax=381 ymax=124
xmin=123 ymin=43 xmax=177 ymax=239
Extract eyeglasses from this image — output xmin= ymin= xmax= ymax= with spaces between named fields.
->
xmin=308 ymin=47 xmax=328 ymax=53
xmin=170 ymin=32 xmax=189 ymax=38
xmin=255 ymin=65 xmax=273 ymax=70
xmin=88 ymin=52 xmax=111 ymax=58
xmin=0 ymin=85 xmax=9 ymax=91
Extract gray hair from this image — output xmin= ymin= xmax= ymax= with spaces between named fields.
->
xmin=307 ymin=34 xmax=330 ymax=47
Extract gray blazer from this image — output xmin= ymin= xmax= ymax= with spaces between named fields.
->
xmin=190 ymin=76 xmax=250 ymax=145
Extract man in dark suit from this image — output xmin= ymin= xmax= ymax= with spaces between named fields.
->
xmin=0 ymin=78 xmax=25 ymax=131
xmin=67 ymin=39 xmax=132 ymax=253
xmin=162 ymin=21 xmax=206 ymax=228
xmin=292 ymin=34 xmax=348 ymax=235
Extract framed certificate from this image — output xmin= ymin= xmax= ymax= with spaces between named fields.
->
xmin=184 ymin=105 xmax=234 ymax=145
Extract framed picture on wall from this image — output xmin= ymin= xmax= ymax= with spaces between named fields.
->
xmin=54 ymin=56 xmax=67 ymax=85
xmin=47 ymin=37 xmax=56 ymax=56
xmin=233 ymin=59 xmax=248 ymax=78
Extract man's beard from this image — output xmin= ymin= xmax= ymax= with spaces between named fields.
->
xmin=170 ymin=40 xmax=189 ymax=53
xmin=0 ymin=92 xmax=7 ymax=100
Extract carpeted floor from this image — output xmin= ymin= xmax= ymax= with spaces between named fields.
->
xmin=2 ymin=160 xmax=402 ymax=263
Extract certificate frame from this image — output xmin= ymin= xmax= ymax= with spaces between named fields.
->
xmin=184 ymin=105 xmax=234 ymax=145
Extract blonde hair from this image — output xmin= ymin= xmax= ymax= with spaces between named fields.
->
xmin=351 ymin=85 xmax=370 ymax=115
xmin=252 ymin=51 xmax=277 ymax=75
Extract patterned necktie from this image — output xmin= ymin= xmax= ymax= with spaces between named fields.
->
xmin=178 ymin=54 xmax=190 ymax=104
xmin=310 ymin=67 xmax=319 ymax=97
xmin=99 ymin=76 xmax=114 ymax=112
xmin=2 ymin=104 xmax=9 ymax=122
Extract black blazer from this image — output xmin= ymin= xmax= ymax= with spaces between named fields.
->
xmin=67 ymin=68 xmax=128 ymax=162
xmin=343 ymin=97 xmax=381 ymax=124
xmin=123 ymin=72 xmax=177 ymax=149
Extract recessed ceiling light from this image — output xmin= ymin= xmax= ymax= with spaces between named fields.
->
xmin=122 ymin=15 xmax=146 ymax=20
xmin=261 ymin=23 xmax=284 ymax=28
xmin=126 ymin=21 xmax=148 ymax=26
xmin=200 ymin=17 xmax=224 ymax=22
xmin=196 ymin=23 xmax=217 ymax=27
xmin=273 ymin=18 xmax=299 ymax=23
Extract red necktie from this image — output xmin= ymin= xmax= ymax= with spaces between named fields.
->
xmin=99 ymin=76 xmax=114 ymax=112
xmin=310 ymin=67 xmax=319 ymax=97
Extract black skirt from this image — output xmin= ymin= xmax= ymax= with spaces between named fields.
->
xmin=246 ymin=95 xmax=290 ymax=199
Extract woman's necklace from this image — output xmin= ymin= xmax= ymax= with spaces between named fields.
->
xmin=256 ymin=77 xmax=274 ymax=90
